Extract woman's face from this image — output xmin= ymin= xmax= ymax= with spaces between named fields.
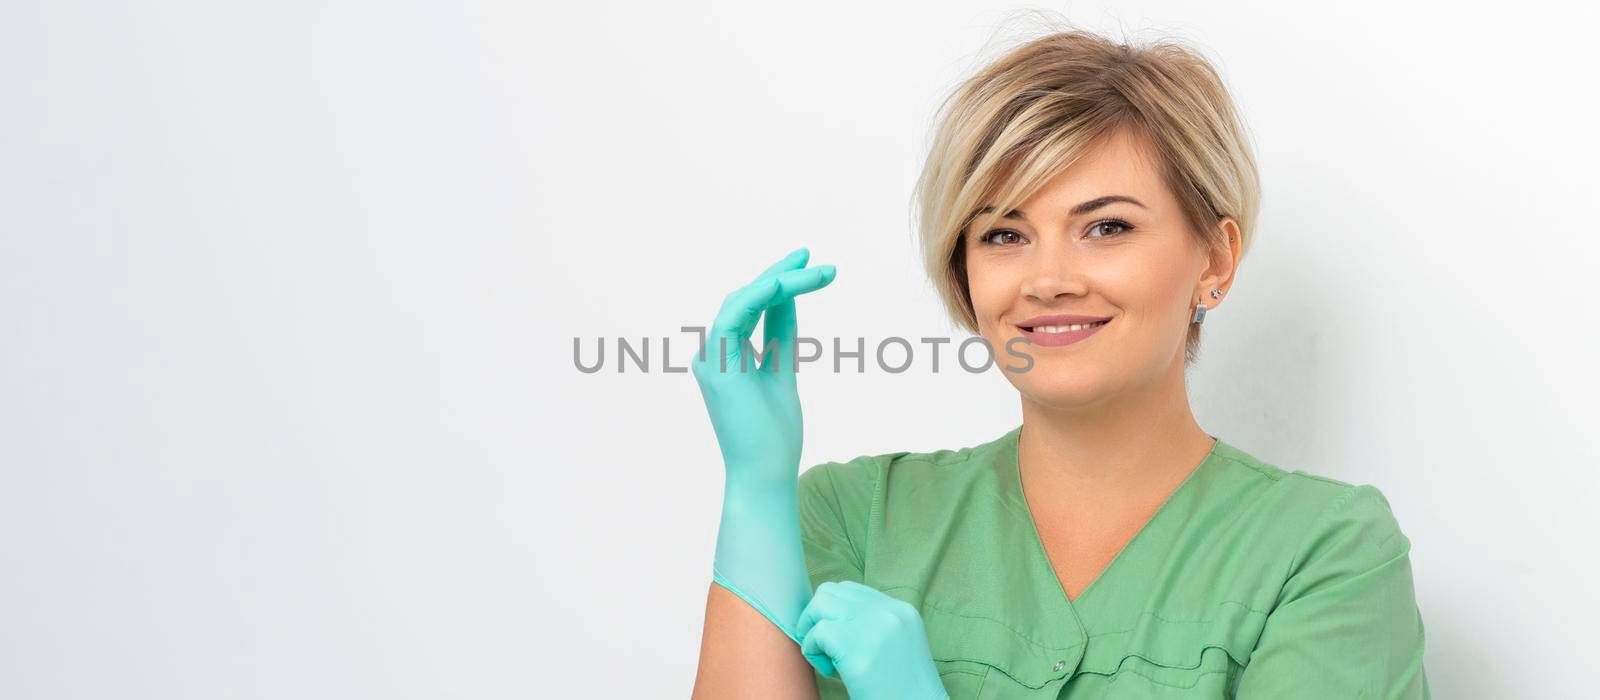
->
xmin=963 ymin=127 xmax=1237 ymax=410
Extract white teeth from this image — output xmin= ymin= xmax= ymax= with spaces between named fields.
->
xmin=1032 ymin=321 xmax=1105 ymax=333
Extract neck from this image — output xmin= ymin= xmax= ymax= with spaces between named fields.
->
xmin=1016 ymin=357 xmax=1215 ymax=500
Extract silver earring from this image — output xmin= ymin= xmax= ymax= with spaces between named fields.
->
xmin=1193 ymin=290 xmax=1221 ymax=325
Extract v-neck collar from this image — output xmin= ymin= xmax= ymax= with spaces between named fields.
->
xmin=997 ymin=423 xmax=1225 ymax=613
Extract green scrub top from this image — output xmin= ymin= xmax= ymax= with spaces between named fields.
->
xmin=796 ymin=424 xmax=1429 ymax=699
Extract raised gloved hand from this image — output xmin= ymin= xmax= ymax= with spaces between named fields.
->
xmin=797 ymin=581 xmax=951 ymax=700
xmin=692 ymin=247 xmax=837 ymax=643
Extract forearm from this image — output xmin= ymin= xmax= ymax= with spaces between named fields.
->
xmin=692 ymin=472 xmax=820 ymax=699
xmin=692 ymin=583 xmax=820 ymax=699
xmin=710 ymin=473 xmax=813 ymax=641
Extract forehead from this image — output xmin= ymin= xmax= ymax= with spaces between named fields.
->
xmin=1021 ymin=127 xmax=1169 ymax=211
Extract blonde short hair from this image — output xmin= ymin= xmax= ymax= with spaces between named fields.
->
xmin=912 ymin=27 xmax=1261 ymax=366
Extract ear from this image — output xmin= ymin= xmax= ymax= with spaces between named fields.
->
xmin=1196 ymin=218 xmax=1242 ymax=307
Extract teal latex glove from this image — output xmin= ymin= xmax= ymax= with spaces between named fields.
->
xmin=691 ymin=247 xmax=837 ymax=644
xmin=797 ymin=581 xmax=951 ymax=700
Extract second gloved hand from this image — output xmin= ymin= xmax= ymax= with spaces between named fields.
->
xmin=797 ymin=581 xmax=951 ymax=700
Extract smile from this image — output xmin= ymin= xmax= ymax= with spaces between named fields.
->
xmin=1016 ymin=319 xmax=1110 ymax=347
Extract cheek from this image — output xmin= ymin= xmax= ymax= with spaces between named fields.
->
xmin=1100 ymin=256 xmax=1193 ymax=328
xmin=965 ymin=257 xmax=1016 ymax=322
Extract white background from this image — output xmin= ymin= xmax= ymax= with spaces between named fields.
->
xmin=3 ymin=1 xmax=1596 ymax=697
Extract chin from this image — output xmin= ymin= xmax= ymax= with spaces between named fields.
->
xmin=1010 ymin=371 xmax=1110 ymax=410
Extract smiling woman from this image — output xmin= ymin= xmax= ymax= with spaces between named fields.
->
xmin=691 ymin=23 xmax=1428 ymax=700
xmin=926 ymin=55 xmax=1257 ymax=370
xmin=959 ymin=124 xmax=1242 ymax=405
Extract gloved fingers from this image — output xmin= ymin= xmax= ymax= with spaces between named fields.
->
xmin=706 ymin=266 xmax=836 ymax=375
xmin=702 ymin=274 xmax=785 ymax=374
xmin=834 ymin=580 xmax=878 ymax=595
xmin=802 ymin=652 xmax=837 ymax=679
xmin=764 ymin=264 xmax=835 ymax=376
xmin=827 ymin=580 xmax=885 ymax=604
xmin=795 ymin=581 xmax=849 ymax=641
xmin=824 ymin=581 xmax=929 ymax=640
xmin=750 ymin=247 xmax=810 ymax=285
xmin=836 ymin=581 xmax=923 ymax=624
xmin=799 ymin=618 xmax=840 ymax=678
xmin=761 ymin=296 xmax=798 ymax=374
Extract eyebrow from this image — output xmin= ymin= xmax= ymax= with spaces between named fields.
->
xmin=973 ymin=194 xmax=1148 ymax=222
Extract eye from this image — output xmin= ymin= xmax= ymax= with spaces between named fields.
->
xmin=1087 ymin=218 xmax=1133 ymax=238
xmin=978 ymin=229 xmax=1024 ymax=246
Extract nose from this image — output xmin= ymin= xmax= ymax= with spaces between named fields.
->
xmin=1019 ymin=248 xmax=1086 ymax=302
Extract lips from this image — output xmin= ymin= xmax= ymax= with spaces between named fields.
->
xmin=1016 ymin=317 xmax=1111 ymax=347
